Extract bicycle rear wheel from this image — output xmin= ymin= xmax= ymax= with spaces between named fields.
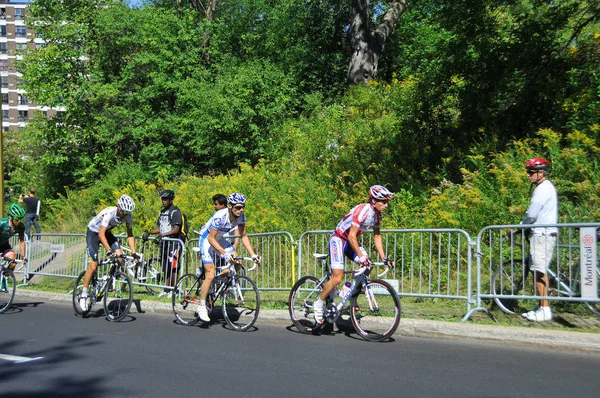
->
xmin=288 ymin=275 xmax=323 ymax=333
xmin=350 ymin=279 xmax=401 ymax=342
xmin=492 ymin=260 xmax=536 ymax=315
xmin=0 ymin=269 xmax=16 ymax=314
xmin=172 ymin=274 xmax=201 ymax=326
xmin=222 ymin=275 xmax=260 ymax=331
xmin=103 ymin=272 xmax=133 ymax=322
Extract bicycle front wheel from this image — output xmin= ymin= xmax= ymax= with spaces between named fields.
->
xmin=103 ymin=272 xmax=133 ymax=322
xmin=0 ymin=269 xmax=16 ymax=314
xmin=172 ymin=274 xmax=201 ymax=326
xmin=350 ymin=279 xmax=401 ymax=342
xmin=288 ymin=275 xmax=323 ymax=334
xmin=222 ymin=275 xmax=260 ymax=331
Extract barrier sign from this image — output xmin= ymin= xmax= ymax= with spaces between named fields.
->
xmin=50 ymin=244 xmax=65 ymax=253
xmin=580 ymin=227 xmax=598 ymax=299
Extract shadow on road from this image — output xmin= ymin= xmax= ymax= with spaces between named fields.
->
xmin=0 ymin=336 xmax=133 ymax=397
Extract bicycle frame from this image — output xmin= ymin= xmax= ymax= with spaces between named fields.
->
xmin=311 ymin=254 xmax=391 ymax=324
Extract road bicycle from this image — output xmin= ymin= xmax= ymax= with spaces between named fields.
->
xmin=0 ymin=258 xmax=25 ymax=314
xmin=122 ymin=241 xmax=162 ymax=295
xmin=72 ymin=254 xmax=134 ymax=322
xmin=492 ymin=234 xmax=600 ymax=317
xmin=172 ymin=256 xmax=260 ymax=331
xmin=289 ymin=253 xmax=401 ymax=342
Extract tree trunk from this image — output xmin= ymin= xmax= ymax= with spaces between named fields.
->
xmin=347 ymin=0 xmax=408 ymax=85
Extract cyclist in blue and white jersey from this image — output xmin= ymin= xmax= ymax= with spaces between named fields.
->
xmin=196 ymin=193 xmax=261 ymax=322
xmin=313 ymin=185 xmax=395 ymax=324
xmin=79 ymin=194 xmax=139 ymax=311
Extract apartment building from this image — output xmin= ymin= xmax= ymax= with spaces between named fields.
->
xmin=1 ymin=0 xmax=58 ymax=132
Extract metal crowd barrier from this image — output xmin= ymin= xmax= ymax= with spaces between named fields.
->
xmin=14 ymin=224 xmax=600 ymax=322
xmin=297 ymin=229 xmax=475 ymax=313
xmin=186 ymin=231 xmax=296 ymax=291
xmin=17 ymin=231 xmax=296 ymax=294
xmin=464 ymin=223 xmax=600 ymax=320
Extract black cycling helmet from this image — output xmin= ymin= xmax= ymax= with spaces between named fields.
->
xmin=159 ymin=190 xmax=175 ymax=200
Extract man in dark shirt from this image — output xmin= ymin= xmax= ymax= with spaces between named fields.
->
xmin=19 ymin=187 xmax=40 ymax=240
xmin=143 ymin=190 xmax=183 ymax=297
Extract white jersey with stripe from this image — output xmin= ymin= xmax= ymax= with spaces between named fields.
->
xmin=198 ymin=208 xmax=245 ymax=246
xmin=87 ymin=206 xmax=132 ymax=233
xmin=334 ymin=202 xmax=381 ymax=240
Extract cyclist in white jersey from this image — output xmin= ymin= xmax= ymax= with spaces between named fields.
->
xmin=195 ymin=192 xmax=261 ymax=322
xmin=520 ymin=157 xmax=558 ymax=322
xmin=313 ymin=185 xmax=395 ymax=324
xmin=79 ymin=195 xmax=139 ymax=311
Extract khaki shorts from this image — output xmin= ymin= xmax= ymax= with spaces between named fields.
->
xmin=529 ymin=235 xmax=557 ymax=273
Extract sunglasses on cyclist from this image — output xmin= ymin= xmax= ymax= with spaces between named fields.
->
xmin=232 ymin=205 xmax=245 ymax=210
xmin=526 ymin=170 xmax=539 ymax=176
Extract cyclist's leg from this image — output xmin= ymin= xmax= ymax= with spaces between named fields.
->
xmin=196 ymin=240 xmax=216 ymax=322
xmin=80 ymin=230 xmax=102 ymax=310
xmin=318 ymin=236 xmax=347 ymax=301
xmin=83 ymin=230 xmax=101 ymax=289
xmin=313 ymin=236 xmax=346 ymax=324
xmin=1 ymin=248 xmax=17 ymax=271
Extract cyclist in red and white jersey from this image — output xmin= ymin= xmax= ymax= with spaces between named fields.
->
xmin=313 ymin=185 xmax=395 ymax=324
xmin=79 ymin=194 xmax=139 ymax=311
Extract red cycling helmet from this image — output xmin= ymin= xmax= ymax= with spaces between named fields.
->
xmin=525 ymin=157 xmax=551 ymax=171
xmin=369 ymin=185 xmax=394 ymax=201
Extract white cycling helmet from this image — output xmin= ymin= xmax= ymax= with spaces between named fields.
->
xmin=228 ymin=192 xmax=247 ymax=205
xmin=369 ymin=185 xmax=394 ymax=201
xmin=118 ymin=194 xmax=135 ymax=213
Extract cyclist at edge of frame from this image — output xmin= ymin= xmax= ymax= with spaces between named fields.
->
xmin=196 ymin=192 xmax=261 ymax=323
xmin=79 ymin=194 xmax=140 ymax=311
xmin=313 ymin=185 xmax=395 ymax=325
xmin=0 ymin=204 xmax=27 ymax=276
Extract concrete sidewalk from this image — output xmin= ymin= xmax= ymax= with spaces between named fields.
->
xmin=13 ymin=289 xmax=600 ymax=354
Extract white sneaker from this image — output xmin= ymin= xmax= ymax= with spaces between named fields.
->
xmin=524 ymin=307 xmax=552 ymax=322
xmin=313 ymin=302 xmax=324 ymax=324
xmin=196 ymin=304 xmax=210 ymax=322
xmin=158 ymin=290 xmax=172 ymax=299
xmin=79 ymin=297 xmax=88 ymax=312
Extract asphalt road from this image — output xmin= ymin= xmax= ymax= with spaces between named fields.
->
xmin=1 ymin=297 xmax=600 ymax=398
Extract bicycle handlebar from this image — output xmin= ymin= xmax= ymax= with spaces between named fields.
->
xmin=230 ymin=256 xmax=259 ymax=272
xmin=350 ymin=262 xmax=393 ymax=278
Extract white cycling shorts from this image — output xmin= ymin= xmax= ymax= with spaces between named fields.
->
xmin=328 ymin=234 xmax=367 ymax=270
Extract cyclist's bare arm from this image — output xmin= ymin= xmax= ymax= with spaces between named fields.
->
xmin=238 ymin=225 xmax=261 ymax=264
xmin=125 ymin=223 xmax=137 ymax=255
